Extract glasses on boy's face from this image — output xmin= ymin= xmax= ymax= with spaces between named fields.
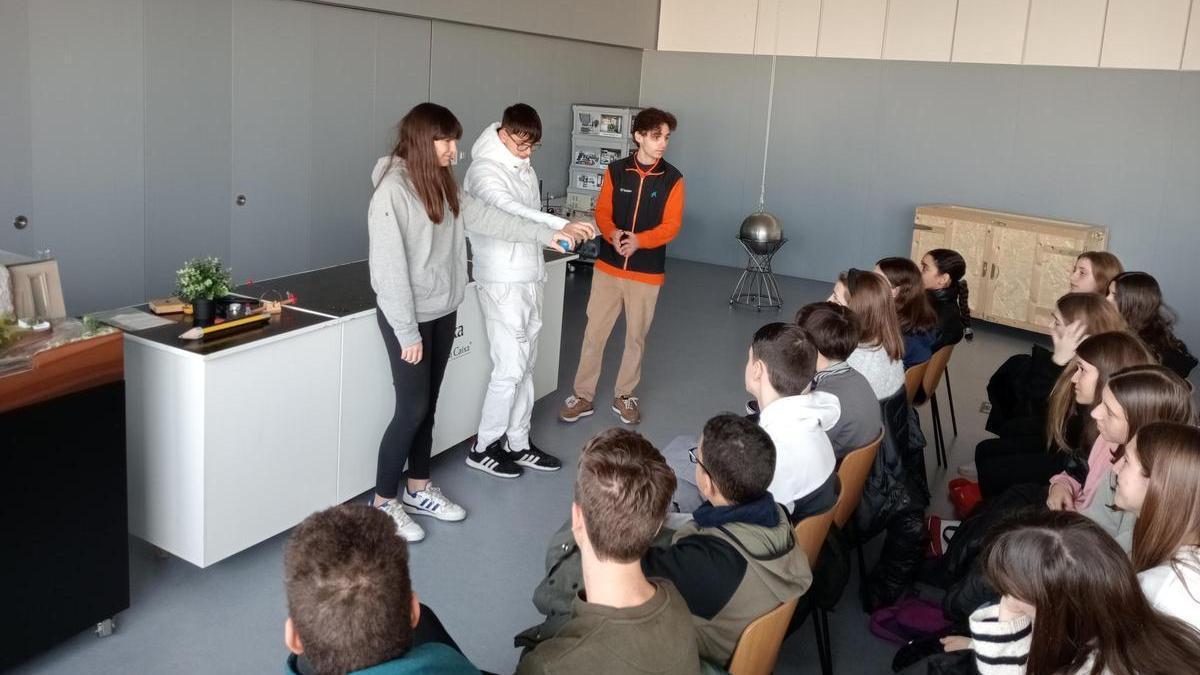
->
xmin=688 ymin=448 xmax=709 ymax=474
xmin=502 ymin=129 xmax=541 ymax=153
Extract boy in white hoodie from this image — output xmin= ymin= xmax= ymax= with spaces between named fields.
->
xmin=664 ymin=322 xmax=840 ymax=520
xmin=462 ymin=104 xmax=595 ymax=478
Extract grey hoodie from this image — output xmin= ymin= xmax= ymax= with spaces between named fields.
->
xmin=369 ymin=157 xmax=559 ymax=346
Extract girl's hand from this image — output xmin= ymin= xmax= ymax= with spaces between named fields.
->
xmin=1046 ymin=483 xmax=1075 ymax=511
xmin=941 ymin=635 xmax=973 ymax=652
xmin=401 ymin=341 xmax=423 ymax=365
xmin=1051 ymin=319 xmax=1086 ymax=366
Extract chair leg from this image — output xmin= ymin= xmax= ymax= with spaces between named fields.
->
xmin=851 ymin=521 xmax=870 ymax=611
xmin=931 ymin=393 xmax=946 ymax=468
xmin=814 ymin=607 xmax=833 ymax=675
xmin=945 ymin=366 xmax=958 ymax=437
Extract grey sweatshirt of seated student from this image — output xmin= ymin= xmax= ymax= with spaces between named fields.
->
xmin=369 ymin=156 xmax=561 ymax=347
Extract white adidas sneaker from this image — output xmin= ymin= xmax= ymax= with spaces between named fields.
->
xmin=402 ymin=484 xmax=467 ymax=522
xmin=377 ymin=499 xmax=426 ymax=542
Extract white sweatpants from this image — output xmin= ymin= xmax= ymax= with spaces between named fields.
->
xmin=475 ymin=280 xmax=543 ymax=450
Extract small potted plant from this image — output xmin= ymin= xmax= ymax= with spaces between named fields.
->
xmin=176 ymin=257 xmax=232 ymax=325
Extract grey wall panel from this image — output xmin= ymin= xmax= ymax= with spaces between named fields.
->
xmin=866 ymin=62 xmax=1022 ymax=263
xmin=764 ymin=58 xmax=884 ymax=283
xmin=1154 ymin=74 xmax=1200 ymax=367
xmin=319 ymin=0 xmax=659 ymax=49
xmin=0 ymin=0 xmax=34 ymax=256
xmin=310 ymin=4 xmax=377 ymax=268
xmin=372 ymin=14 xmax=432 ymax=161
xmin=642 ymin=55 xmax=1200 ymax=351
xmin=231 ymin=0 xmax=313 ymax=282
xmin=144 ymin=0 xmax=233 ymax=299
xmin=638 ymin=50 xmax=771 ymax=270
xmin=29 ymin=0 xmax=146 ymax=314
xmin=1004 ymin=68 xmax=1178 ymax=267
xmin=430 ymin=21 xmax=641 ymax=200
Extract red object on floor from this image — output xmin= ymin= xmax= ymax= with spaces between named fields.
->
xmin=948 ymin=478 xmax=982 ymax=519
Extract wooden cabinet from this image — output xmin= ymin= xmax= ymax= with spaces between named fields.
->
xmin=911 ymin=205 xmax=1109 ymax=335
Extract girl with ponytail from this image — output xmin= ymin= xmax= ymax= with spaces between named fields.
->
xmin=920 ymin=248 xmax=972 ymax=348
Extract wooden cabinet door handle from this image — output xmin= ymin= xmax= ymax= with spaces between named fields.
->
xmin=990 ymin=263 xmax=998 ymax=279
xmin=980 ymin=261 xmax=988 ymax=277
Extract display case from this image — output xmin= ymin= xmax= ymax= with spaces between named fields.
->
xmin=566 ymin=104 xmax=639 ymax=232
xmin=569 ymin=167 xmax=606 ymax=193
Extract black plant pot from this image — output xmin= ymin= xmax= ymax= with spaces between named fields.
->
xmin=192 ymin=298 xmax=216 ymax=326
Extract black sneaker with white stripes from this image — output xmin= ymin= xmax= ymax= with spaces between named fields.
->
xmin=506 ymin=440 xmax=562 ymax=472
xmin=465 ymin=438 xmax=524 ymax=478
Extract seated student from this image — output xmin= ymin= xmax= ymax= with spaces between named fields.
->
xmin=670 ymin=322 xmax=839 ymax=515
xmin=796 ymin=301 xmax=883 ymax=457
xmin=746 ymin=322 xmax=841 ymax=520
xmin=1068 ymin=250 xmax=1123 ymax=294
xmin=976 ymin=331 xmax=1153 ymax=498
xmin=830 ymin=268 xmax=906 ymax=400
xmin=876 ymin=257 xmax=939 ymax=368
xmin=517 ymin=429 xmax=701 ymax=675
xmin=965 ymin=511 xmax=1200 ymax=675
xmin=1114 ymin=421 xmax=1200 ymax=630
xmin=1108 ymin=271 xmax=1198 ymax=378
xmin=983 ymin=292 xmax=1127 ymax=439
xmin=919 ymin=248 xmax=971 ymax=349
xmin=641 ymin=414 xmax=812 ymax=668
xmin=283 ymin=505 xmax=481 ymax=675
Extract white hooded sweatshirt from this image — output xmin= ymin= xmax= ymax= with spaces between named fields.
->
xmin=462 ymin=123 xmax=568 ymax=284
xmin=760 ymin=391 xmax=841 ymax=506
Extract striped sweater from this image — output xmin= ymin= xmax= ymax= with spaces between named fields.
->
xmin=969 ymin=604 xmax=1105 ymax=675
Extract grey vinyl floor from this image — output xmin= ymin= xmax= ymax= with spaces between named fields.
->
xmin=13 ymin=258 xmax=1038 ymax=675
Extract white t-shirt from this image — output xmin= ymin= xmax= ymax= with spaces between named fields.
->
xmin=1139 ymin=546 xmax=1200 ymax=631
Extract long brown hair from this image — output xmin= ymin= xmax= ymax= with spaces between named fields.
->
xmin=380 ymin=102 xmax=463 ymax=224
xmin=1078 ymin=251 xmax=1123 ymax=293
xmin=983 ymin=510 xmax=1200 ymax=675
xmin=1111 ymin=271 xmax=1190 ymax=363
xmin=1046 ymin=331 xmax=1153 ymax=452
xmin=840 ymin=268 xmax=904 ymax=361
xmin=1106 ymin=365 xmax=1195 ymax=461
xmin=1130 ymin=422 xmax=1200 ymax=579
xmin=876 ymin=257 xmax=938 ymax=335
xmin=1056 ymin=292 xmax=1126 ymax=335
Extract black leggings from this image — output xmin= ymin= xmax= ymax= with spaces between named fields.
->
xmin=375 ymin=308 xmax=457 ymax=498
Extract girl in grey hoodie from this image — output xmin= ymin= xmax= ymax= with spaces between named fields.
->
xmin=367 ymin=103 xmax=575 ymax=542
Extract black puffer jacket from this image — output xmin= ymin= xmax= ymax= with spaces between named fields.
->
xmin=854 ymin=387 xmax=931 ymax=609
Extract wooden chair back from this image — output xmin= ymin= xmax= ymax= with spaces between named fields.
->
xmin=832 ymin=431 xmax=884 ymax=529
xmin=904 ymin=362 xmax=928 ymax=404
xmin=921 ymin=345 xmax=955 ymax=399
xmin=793 ymin=508 xmax=835 ymax=568
xmin=727 ymin=597 xmax=801 ymax=675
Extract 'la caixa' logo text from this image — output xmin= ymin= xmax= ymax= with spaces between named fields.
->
xmin=450 ymin=323 xmax=471 ymax=360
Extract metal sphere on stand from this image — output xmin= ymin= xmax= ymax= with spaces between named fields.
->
xmin=739 ymin=211 xmax=784 ymax=255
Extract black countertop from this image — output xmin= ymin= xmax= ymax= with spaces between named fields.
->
xmin=234 ymin=250 xmax=577 ymax=319
xmin=123 ymin=305 xmax=332 ymax=356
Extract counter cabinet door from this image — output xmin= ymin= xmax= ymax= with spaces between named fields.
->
xmin=985 ymin=223 xmax=1040 ymax=327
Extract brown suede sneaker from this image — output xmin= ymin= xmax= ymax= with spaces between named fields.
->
xmin=612 ymin=395 xmax=640 ymax=425
xmin=559 ymin=395 xmax=594 ymax=422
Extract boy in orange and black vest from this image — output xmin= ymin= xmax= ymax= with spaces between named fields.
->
xmin=559 ymin=108 xmax=685 ymax=425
